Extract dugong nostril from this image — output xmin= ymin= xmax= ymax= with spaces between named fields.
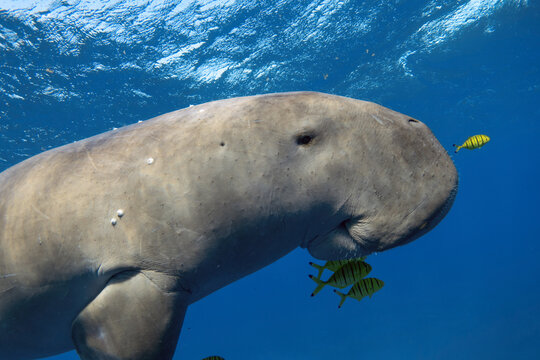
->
xmin=296 ymin=134 xmax=314 ymax=145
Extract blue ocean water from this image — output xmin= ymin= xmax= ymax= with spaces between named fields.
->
xmin=0 ymin=1 xmax=538 ymax=359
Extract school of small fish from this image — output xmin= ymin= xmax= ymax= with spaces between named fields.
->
xmin=309 ymin=257 xmax=384 ymax=308
xmin=453 ymin=134 xmax=490 ymax=153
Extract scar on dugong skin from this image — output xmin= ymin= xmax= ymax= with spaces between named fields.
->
xmin=0 ymin=92 xmax=457 ymax=360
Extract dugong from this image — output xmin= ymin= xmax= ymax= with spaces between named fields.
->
xmin=0 ymin=92 xmax=457 ymax=359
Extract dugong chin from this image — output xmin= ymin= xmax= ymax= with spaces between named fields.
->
xmin=0 ymin=92 xmax=457 ymax=359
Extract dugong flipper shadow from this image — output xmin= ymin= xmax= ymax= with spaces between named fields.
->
xmin=0 ymin=92 xmax=457 ymax=359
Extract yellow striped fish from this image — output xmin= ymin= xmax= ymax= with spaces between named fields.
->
xmin=309 ymin=261 xmax=372 ymax=296
xmin=453 ymin=134 xmax=490 ymax=153
xmin=334 ymin=277 xmax=385 ymax=308
xmin=309 ymin=257 xmax=366 ymax=280
xmin=201 ymin=356 xmax=225 ymax=360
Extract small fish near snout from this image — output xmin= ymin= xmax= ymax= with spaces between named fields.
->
xmin=453 ymin=134 xmax=490 ymax=153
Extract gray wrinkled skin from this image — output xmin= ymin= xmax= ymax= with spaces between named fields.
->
xmin=0 ymin=92 xmax=457 ymax=359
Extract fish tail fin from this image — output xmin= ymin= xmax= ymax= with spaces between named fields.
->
xmin=333 ymin=289 xmax=347 ymax=308
xmin=309 ymin=262 xmax=325 ymax=279
xmin=453 ymin=144 xmax=460 ymax=153
xmin=308 ymin=275 xmax=325 ymax=296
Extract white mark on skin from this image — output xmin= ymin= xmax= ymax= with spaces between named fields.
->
xmin=111 ymin=218 xmax=117 ymax=226
xmin=370 ymin=114 xmax=384 ymax=125
xmin=146 ymin=157 xmax=155 ymax=165
xmin=31 ymin=205 xmax=51 ymax=220
xmin=117 ymin=209 xmax=124 ymax=218
xmin=96 ymin=264 xmax=107 ymax=277
xmin=199 ymin=109 xmax=205 ymax=113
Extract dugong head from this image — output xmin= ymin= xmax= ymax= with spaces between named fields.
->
xmin=214 ymin=92 xmax=457 ymax=261
xmin=272 ymin=92 xmax=459 ymax=260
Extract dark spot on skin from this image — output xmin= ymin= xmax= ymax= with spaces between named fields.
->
xmin=220 ymin=142 xmax=225 ymax=146
xmin=296 ymin=134 xmax=314 ymax=145
xmin=408 ymin=118 xmax=419 ymax=123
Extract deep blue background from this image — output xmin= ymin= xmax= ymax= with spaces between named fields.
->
xmin=1 ymin=1 xmax=539 ymax=359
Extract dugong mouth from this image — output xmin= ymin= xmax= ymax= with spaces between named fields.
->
xmin=304 ymin=217 xmax=374 ymax=260
xmin=305 ymin=180 xmax=458 ymax=261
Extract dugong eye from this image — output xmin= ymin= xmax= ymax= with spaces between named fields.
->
xmin=296 ymin=134 xmax=314 ymax=146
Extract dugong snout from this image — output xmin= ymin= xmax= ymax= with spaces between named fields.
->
xmin=306 ymin=100 xmax=458 ymax=260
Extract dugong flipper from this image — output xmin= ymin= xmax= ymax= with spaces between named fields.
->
xmin=71 ymin=271 xmax=188 ymax=359
xmin=0 ymin=92 xmax=457 ymax=359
